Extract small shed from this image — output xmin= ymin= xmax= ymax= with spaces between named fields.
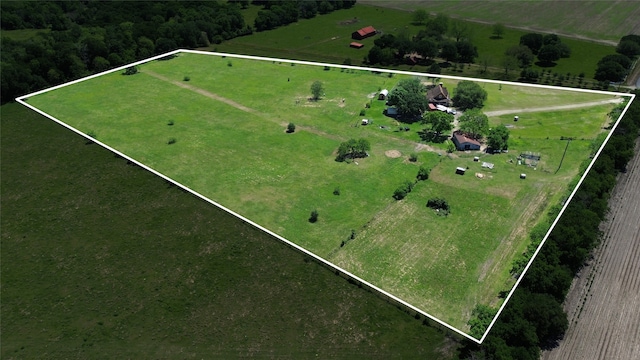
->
xmin=452 ymin=131 xmax=481 ymax=151
xmin=350 ymin=42 xmax=364 ymax=49
xmin=385 ymin=107 xmax=398 ymax=116
xmin=352 ymin=26 xmax=377 ymax=40
xmin=378 ymin=89 xmax=389 ymax=100
xmin=428 ymin=103 xmax=437 ymax=111
xmin=456 ymin=167 xmax=466 ymax=175
xmin=520 ymin=173 xmax=527 ymax=179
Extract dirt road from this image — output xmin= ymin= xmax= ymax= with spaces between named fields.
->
xmin=483 ymin=98 xmax=623 ymax=117
xmin=542 ymin=138 xmax=640 ymax=360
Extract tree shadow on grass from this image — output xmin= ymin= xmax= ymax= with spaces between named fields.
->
xmin=534 ymin=60 xmax=557 ymax=68
xmin=418 ymin=129 xmax=448 ymax=143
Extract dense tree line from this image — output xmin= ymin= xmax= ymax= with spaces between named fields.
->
xmin=594 ymin=34 xmax=640 ymax=82
xmin=366 ymin=14 xmax=478 ymax=67
xmin=253 ymin=0 xmax=356 ymax=32
xmin=1 ymin=1 xmax=252 ymax=103
xmin=462 ymin=92 xmax=640 ymax=359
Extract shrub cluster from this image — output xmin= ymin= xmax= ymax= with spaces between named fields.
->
xmin=426 ymin=197 xmax=449 ymax=215
xmin=416 ymin=166 xmax=430 ymax=181
xmin=392 ymin=180 xmax=414 ymax=200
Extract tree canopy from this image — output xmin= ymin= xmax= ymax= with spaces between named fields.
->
xmin=506 ymin=45 xmax=534 ymax=68
xmin=310 ymin=81 xmax=324 ymax=100
xmin=411 ymin=9 xmax=428 ymax=25
xmin=492 ymin=23 xmax=505 ymax=39
xmin=387 ymin=78 xmax=428 ymax=121
xmin=336 ymin=138 xmax=370 ymax=162
xmin=458 ymin=109 xmax=489 ymax=139
xmin=616 ymin=34 xmax=640 ymax=58
xmin=519 ymin=33 xmax=544 ymax=54
xmin=487 ymin=124 xmax=510 ymax=150
xmin=537 ymin=44 xmax=561 ymax=64
xmin=421 ymin=111 xmax=454 ymax=136
xmin=452 ymin=80 xmax=487 ymax=110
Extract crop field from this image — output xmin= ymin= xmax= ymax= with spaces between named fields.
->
xmin=22 ymin=51 xmax=622 ymax=335
xmin=543 ymin=138 xmax=640 ymax=360
xmin=359 ymin=0 xmax=640 ymax=43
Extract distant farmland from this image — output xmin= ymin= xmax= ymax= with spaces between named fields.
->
xmin=22 ymin=51 xmax=624 ymax=337
xmin=359 ymin=0 xmax=640 ymax=43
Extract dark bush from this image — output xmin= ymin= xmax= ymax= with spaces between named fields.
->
xmin=427 ymin=197 xmax=449 ymax=215
xmin=309 ymin=209 xmax=318 ymax=223
xmin=393 ymin=180 xmax=414 ymax=200
xmin=417 ymin=166 xmax=430 ymax=181
xmin=123 ymin=66 xmax=138 ymax=75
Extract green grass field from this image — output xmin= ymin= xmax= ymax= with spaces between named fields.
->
xmin=24 ymin=52 xmax=619 ymax=332
xmin=1 ymin=102 xmax=456 ymax=358
xmin=215 ymin=4 xmax=618 ymax=81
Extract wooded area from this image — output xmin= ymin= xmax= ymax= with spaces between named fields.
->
xmin=0 ymin=1 xmax=252 ymax=103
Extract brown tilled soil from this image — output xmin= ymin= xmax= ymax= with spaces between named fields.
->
xmin=543 ymin=138 xmax=640 ymax=360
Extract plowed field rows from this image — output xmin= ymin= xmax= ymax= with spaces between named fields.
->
xmin=543 ymin=138 xmax=640 ymax=359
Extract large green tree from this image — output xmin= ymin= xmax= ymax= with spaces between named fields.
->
xmin=452 ymin=80 xmax=487 ymax=110
xmin=487 ymin=124 xmax=510 ymax=150
xmin=336 ymin=138 xmax=371 ymax=162
xmin=537 ymin=44 xmax=561 ymax=64
xmin=458 ymin=109 xmax=489 ymax=139
xmin=519 ymin=33 xmax=544 ymax=54
xmin=506 ymin=45 xmax=534 ymax=68
xmin=387 ymin=78 xmax=428 ymax=120
xmin=421 ymin=111 xmax=454 ymax=136
xmin=310 ymin=80 xmax=324 ymax=100
xmin=411 ymin=9 xmax=428 ymax=25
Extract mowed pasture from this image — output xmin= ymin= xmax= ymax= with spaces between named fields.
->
xmin=25 ymin=52 xmax=619 ymax=332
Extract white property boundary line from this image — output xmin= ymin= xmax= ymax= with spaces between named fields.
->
xmin=16 ymin=50 xmax=635 ymax=344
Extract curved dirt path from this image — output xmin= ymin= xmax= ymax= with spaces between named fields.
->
xmin=483 ymin=98 xmax=623 ymax=117
xmin=542 ymin=138 xmax=640 ymax=360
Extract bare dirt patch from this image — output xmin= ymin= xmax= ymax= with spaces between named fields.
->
xmin=385 ymin=150 xmax=402 ymax=158
xmin=338 ymin=18 xmax=359 ymax=26
xmin=484 ymin=98 xmax=624 ymax=117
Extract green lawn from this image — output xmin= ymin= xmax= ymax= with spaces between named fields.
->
xmin=1 ymin=102 xmax=456 ymax=358
xmin=24 ymin=52 xmax=618 ymax=333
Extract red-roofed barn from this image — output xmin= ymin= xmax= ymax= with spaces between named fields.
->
xmin=352 ymin=26 xmax=377 ymax=40
xmin=452 ymin=131 xmax=481 ymax=151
